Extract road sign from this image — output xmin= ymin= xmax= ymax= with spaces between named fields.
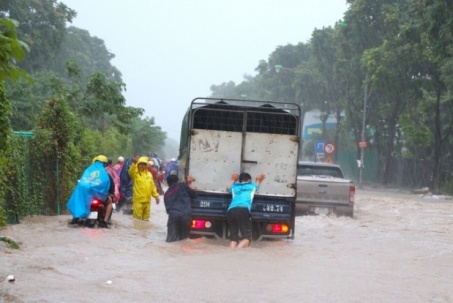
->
xmin=359 ymin=141 xmax=367 ymax=148
xmin=316 ymin=153 xmax=325 ymax=161
xmin=324 ymin=142 xmax=336 ymax=154
xmin=315 ymin=140 xmax=326 ymax=153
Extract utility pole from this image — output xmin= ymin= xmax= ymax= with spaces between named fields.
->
xmin=359 ymin=73 xmax=368 ymax=188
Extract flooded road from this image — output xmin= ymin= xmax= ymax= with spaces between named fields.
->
xmin=1 ymin=188 xmax=452 ymax=303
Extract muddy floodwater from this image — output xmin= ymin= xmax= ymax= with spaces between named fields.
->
xmin=1 ymin=188 xmax=452 ymax=303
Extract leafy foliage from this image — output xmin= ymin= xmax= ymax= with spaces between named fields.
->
xmin=0 ymin=0 xmax=76 ymax=72
xmin=131 ymin=117 xmax=166 ymax=156
xmin=31 ymin=97 xmax=81 ymax=214
xmin=209 ymin=0 xmax=453 ymax=191
xmin=0 ymin=83 xmax=11 ymax=225
xmin=0 ymin=236 xmax=20 ymax=249
xmin=0 ymin=18 xmax=29 ymax=82
xmin=54 ymin=26 xmax=123 ymax=82
xmin=6 ymin=71 xmax=64 ymax=130
xmin=0 ymin=17 xmax=30 ymax=225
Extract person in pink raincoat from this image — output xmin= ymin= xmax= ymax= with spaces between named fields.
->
xmin=106 ymin=158 xmax=120 ymax=203
xmin=113 ymin=156 xmax=124 ymax=175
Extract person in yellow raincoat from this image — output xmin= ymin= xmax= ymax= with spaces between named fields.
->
xmin=128 ymin=156 xmax=160 ymax=221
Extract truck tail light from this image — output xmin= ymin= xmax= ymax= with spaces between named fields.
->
xmin=349 ymin=184 xmax=355 ymax=205
xmin=265 ymin=224 xmax=289 ymax=234
xmin=192 ymin=219 xmax=212 ymax=229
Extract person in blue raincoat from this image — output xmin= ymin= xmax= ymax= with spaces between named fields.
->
xmin=165 ymin=158 xmax=179 ymax=178
xmin=119 ymin=157 xmax=134 ymax=213
xmin=67 ymin=155 xmax=113 ymax=227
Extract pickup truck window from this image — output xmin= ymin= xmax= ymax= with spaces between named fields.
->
xmin=297 ymin=166 xmax=344 ymax=178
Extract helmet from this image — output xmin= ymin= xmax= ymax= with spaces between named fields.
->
xmin=92 ymin=155 xmax=108 ymax=164
xmin=117 ymin=156 xmax=124 ymax=162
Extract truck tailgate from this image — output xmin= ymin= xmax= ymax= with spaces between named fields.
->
xmin=296 ymin=176 xmax=352 ymax=205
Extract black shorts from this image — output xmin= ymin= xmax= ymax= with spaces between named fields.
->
xmin=227 ymin=207 xmax=251 ymax=242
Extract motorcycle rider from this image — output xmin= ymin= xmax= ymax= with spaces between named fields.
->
xmin=67 ymin=155 xmax=114 ymax=228
xmin=106 ymin=158 xmax=121 ymax=205
xmin=94 ymin=155 xmax=115 ymax=228
xmin=113 ymin=156 xmax=125 ymax=175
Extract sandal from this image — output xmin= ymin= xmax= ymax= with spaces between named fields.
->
xmin=98 ymin=220 xmax=108 ymax=228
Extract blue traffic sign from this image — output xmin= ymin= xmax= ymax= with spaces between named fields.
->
xmin=315 ymin=140 xmax=326 ymax=153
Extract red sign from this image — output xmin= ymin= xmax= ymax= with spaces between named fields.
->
xmin=324 ymin=142 xmax=336 ymax=154
xmin=359 ymin=141 xmax=367 ymax=148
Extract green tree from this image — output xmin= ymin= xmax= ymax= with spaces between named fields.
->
xmin=50 ymin=26 xmax=123 ymax=82
xmin=210 ymin=81 xmax=241 ymax=98
xmin=341 ymin=0 xmax=403 ymax=183
xmin=0 ymin=0 xmax=76 ymax=72
xmin=0 ymin=17 xmax=30 ymax=224
xmin=65 ymin=61 xmax=139 ymax=134
xmin=131 ymin=116 xmax=166 ymax=156
xmin=300 ymin=26 xmax=350 ymax=157
xmin=416 ymin=0 xmax=453 ymax=190
xmin=205 ymin=0 xmax=453 ymax=190
xmin=360 ymin=1 xmax=423 ymax=184
xmin=32 ymin=97 xmax=80 ymax=214
xmin=7 ymin=71 xmax=64 ymax=130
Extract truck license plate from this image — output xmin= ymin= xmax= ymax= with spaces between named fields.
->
xmin=88 ymin=211 xmax=98 ymax=219
xmin=263 ymin=204 xmax=284 ymax=212
xmin=199 ymin=200 xmax=211 ymax=207
xmin=314 ymin=207 xmax=330 ymax=215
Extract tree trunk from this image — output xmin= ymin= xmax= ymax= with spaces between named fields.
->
xmin=334 ymin=109 xmax=342 ymax=162
xmin=431 ymin=91 xmax=442 ymax=192
xmin=382 ymin=109 xmax=399 ymax=185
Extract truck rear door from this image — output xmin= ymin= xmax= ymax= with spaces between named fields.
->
xmin=189 ymin=129 xmax=241 ymax=193
xmin=189 ymin=130 xmax=298 ymax=197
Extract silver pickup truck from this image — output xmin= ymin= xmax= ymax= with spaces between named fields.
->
xmin=296 ymin=161 xmax=355 ymax=217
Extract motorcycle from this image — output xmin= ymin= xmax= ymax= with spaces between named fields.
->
xmin=67 ymin=158 xmax=113 ymax=228
xmin=85 ymin=197 xmax=106 ymax=228
xmin=68 ymin=196 xmax=112 ymax=228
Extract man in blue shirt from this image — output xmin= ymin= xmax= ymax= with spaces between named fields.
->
xmin=226 ymin=172 xmax=265 ymax=248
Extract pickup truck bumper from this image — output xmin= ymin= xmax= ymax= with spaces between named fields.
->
xmin=295 ymin=200 xmax=353 ymax=217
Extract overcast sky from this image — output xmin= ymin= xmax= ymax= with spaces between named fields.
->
xmin=61 ymin=0 xmax=349 ymax=141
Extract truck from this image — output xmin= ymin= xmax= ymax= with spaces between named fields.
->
xmin=178 ymin=97 xmax=301 ymax=240
xmin=296 ymin=161 xmax=355 ymax=217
